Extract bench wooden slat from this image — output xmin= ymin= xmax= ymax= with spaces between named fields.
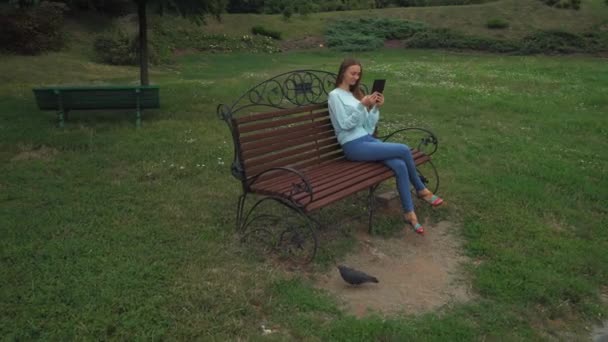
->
xmin=243 ymin=134 xmax=339 ymax=167
xmin=304 ymin=170 xmax=395 ymax=211
xmin=246 ymin=143 xmax=342 ymax=177
xmin=235 ymin=103 xmax=326 ymax=124
xmin=252 ymin=159 xmax=365 ymax=190
xmin=297 ymin=167 xmax=392 ymax=205
xmin=251 ymin=149 xmax=427 ymax=192
xmin=237 ymin=110 xmax=329 ymax=134
xmin=238 ymin=118 xmax=332 ymax=144
xmin=241 ymin=125 xmax=335 ymax=159
xmin=275 ymin=163 xmax=388 ymax=202
xmin=250 ymin=152 xmax=430 ymax=211
xmin=255 ymin=162 xmax=386 ymax=196
xmin=247 ymin=152 xmax=345 ymax=183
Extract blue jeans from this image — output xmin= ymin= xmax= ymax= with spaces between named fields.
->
xmin=342 ymin=134 xmax=426 ymax=212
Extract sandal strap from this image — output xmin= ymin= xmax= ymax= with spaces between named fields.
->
xmin=428 ymin=195 xmax=443 ymax=206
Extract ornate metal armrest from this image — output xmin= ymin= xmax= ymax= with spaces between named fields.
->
xmin=378 ymin=127 xmax=439 ymax=156
xmin=247 ymin=166 xmax=314 ymax=205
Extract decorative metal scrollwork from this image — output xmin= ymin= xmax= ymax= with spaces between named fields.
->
xmin=218 ymin=70 xmax=338 ymax=118
xmin=287 ymin=181 xmax=312 ymax=202
xmin=380 ymin=127 xmax=439 ymax=156
xmin=247 ymin=167 xmax=314 ymax=206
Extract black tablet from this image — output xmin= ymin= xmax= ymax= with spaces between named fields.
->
xmin=371 ymin=79 xmax=386 ymax=94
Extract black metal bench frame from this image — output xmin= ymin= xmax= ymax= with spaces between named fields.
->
xmin=217 ymin=70 xmax=439 ymax=263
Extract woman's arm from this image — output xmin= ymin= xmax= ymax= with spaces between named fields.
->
xmin=363 ymin=106 xmax=380 ymax=135
xmin=328 ymin=92 xmax=365 ymax=131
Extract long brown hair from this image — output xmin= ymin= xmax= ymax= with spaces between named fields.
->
xmin=335 ymin=58 xmax=364 ymax=100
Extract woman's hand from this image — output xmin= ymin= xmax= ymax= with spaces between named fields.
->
xmin=361 ymin=92 xmax=384 ymax=108
xmin=374 ymin=92 xmax=384 ymax=107
xmin=361 ymin=95 xmax=376 ymax=107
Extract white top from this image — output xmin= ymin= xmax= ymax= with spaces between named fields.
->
xmin=327 ymin=88 xmax=379 ymax=145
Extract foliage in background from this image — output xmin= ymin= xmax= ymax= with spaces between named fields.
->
xmin=486 ymin=18 xmax=509 ymax=29
xmin=325 ymin=18 xmax=608 ymax=54
xmin=538 ymin=0 xmax=581 ymax=10
xmin=0 ymin=1 xmax=67 ymax=54
xmin=407 ymin=28 xmax=608 ymax=54
xmin=93 ymin=28 xmax=146 ymax=65
xmin=251 ymin=25 xmax=282 ymax=40
xmin=91 ymin=16 xmax=281 ymax=65
xmin=150 ymin=17 xmax=280 ymax=54
xmin=326 ymin=18 xmax=427 ymax=51
xmin=406 ymin=27 xmax=519 ymax=52
xmin=520 ymin=29 xmax=607 ymax=54
xmin=226 ymin=0 xmax=496 ymax=14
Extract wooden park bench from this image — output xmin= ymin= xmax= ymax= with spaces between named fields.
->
xmin=33 ymin=85 xmax=160 ymax=127
xmin=217 ymin=70 xmax=440 ymax=263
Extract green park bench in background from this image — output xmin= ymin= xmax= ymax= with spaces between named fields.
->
xmin=33 ymin=85 xmax=160 ymax=127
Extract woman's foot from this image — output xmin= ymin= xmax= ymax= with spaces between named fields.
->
xmin=417 ymin=189 xmax=444 ymax=207
xmin=404 ymin=212 xmax=424 ymax=235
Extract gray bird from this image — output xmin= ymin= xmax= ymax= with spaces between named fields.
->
xmin=337 ymin=265 xmax=379 ymax=285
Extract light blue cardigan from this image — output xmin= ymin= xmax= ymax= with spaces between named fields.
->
xmin=327 ymin=88 xmax=380 ymax=145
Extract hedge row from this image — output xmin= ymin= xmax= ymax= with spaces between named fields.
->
xmin=325 ymin=18 xmax=608 ymax=54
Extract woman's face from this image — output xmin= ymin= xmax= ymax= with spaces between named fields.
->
xmin=341 ymin=65 xmax=361 ymax=87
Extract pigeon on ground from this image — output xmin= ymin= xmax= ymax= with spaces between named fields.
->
xmin=337 ymin=265 xmax=379 ymax=285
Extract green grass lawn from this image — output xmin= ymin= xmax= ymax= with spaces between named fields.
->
xmin=1 ymin=46 xmax=607 ymax=339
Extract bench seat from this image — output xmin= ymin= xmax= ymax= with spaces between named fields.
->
xmin=251 ymin=152 xmax=429 ymax=212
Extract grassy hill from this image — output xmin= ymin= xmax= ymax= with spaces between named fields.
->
xmin=195 ymin=0 xmax=608 ymax=40
xmin=61 ymin=0 xmax=608 ymax=57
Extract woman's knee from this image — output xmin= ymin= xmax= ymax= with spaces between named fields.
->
xmin=384 ymin=158 xmax=407 ymax=174
xmin=400 ymin=145 xmax=412 ymax=158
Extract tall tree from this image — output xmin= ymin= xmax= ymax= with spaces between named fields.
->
xmin=136 ymin=0 xmax=226 ymax=85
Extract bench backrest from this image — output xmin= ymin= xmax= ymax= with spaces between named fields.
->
xmin=33 ymin=86 xmax=160 ymax=110
xmin=218 ymin=70 xmax=370 ymax=188
xmin=233 ymin=103 xmax=343 ymax=182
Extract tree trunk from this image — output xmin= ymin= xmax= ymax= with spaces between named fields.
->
xmin=137 ymin=0 xmax=149 ymax=86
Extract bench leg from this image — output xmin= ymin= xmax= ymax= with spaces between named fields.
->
xmin=416 ymin=160 xmax=440 ymax=194
xmin=235 ymin=194 xmax=246 ymax=232
xmin=239 ymin=196 xmax=318 ymax=264
xmin=57 ymin=110 xmax=65 ymax=128
xmin=368 ymin=185 xmax=379 ymax=234
xmin=136 ymin=109 xmax=142 ymax=128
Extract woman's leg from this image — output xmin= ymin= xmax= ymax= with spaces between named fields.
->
xmin=343 ymin=136 xmax=425 ymax=233
xmin=343 ymin=135 xmax=426 ymax=191
xmin=383 ymin=158 xmax=414 ymax=212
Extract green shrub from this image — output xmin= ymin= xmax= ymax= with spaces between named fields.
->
xmin=405 ymin=27 xmax=606 ymax=54
xmin=149 ymin=18 xmax=281 ymax=55
xmin=521 ymin=30 xmax=590 ymax=54
xmin=486 ymin=18 xmax=509 ymax=29
xmin=327 ymin=18 xmax=427 ymax=40
xmin=406 ymin=28 xmax=518 ymax=52
xmin=325 ymin=18 xmax=427 ymax=51
xmin=281 ymin=6 xmax=292 ymax=20
xmin=93 ymin=28 xmax=138 ymax=65
xmin=0 ymin=1 xmax=67 ymax=55
xmin=56 ymin=0 xmax=132 ymax=15
xmin=325 ymin=34 xmax=384 ymax=51
xmin=251 ymin=25 xmax=282 ymax=40
xmin=93 ymin=27 xmax=167 ymax=66
xmin=537 ymin=0 xmax=581 ymax=10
